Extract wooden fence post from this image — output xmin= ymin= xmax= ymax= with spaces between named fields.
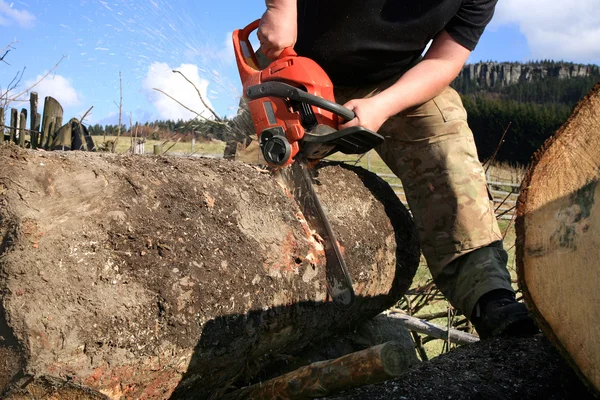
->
xmin=19 ymin=108 xmax=27 ymax=148
xmin=10 ymin=108 xmax=18 ymax=143
xmin=32 ymin=113 xmax=41 ymax=149
xmin=41 ymin=96 xmax=63 ymax=149
xmin=153 ymin=144 xmax=162 ymax=155
xmin=30 ymin=92 xmax=39 ymax=149
xmin=134 ymin=140 xmax=145 ymax=155
xmin=0 ymin=107 xmax=4 ymax=145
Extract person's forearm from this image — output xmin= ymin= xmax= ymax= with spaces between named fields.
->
xmin=375 ymin=60 xmax=462 ymax=116
xmin=372 ymin=31 xmax=470 ymax=118
xmin=259 ymin=0 xmax=297 ymax=59
xmin=265 ymin=0 xmax=296 ymax=13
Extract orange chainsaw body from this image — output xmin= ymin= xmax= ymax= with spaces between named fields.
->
xmin=233 ymin=20 xmax=340 ymax=167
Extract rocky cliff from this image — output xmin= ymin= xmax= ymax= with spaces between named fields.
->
xmin=457 ymin=62 xmax=599 ymax=89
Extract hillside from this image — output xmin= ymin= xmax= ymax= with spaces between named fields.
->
xmin=451 ymin=61 xmax=600 ymax=165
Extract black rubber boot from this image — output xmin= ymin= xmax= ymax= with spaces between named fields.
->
xmin=471 ymin=289 xmax=540 ymax=339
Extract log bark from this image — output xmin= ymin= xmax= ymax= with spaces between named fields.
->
xmin=225 ymin=341 xmax=418 ymax=400
xmin=0 ymin=146 xmax=420 ymax=399
xmin=516 ymin=83 xmax=600 ymax=397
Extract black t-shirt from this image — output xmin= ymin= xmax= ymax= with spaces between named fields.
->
xmin=294 ymin=0 xmax=498 ymax=86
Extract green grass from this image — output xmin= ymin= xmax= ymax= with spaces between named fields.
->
xmin=91 ymin=135 xmax=227 ymax=155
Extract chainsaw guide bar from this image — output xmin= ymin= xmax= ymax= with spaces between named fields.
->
xmin=279 ymin=159 xmax=356 ymax=309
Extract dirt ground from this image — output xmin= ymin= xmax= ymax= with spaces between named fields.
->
xmin=327 ymin=334 xmax=596 ymax=400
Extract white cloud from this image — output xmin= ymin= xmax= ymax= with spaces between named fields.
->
xmin=142 ymin=62 xmax=216 ymax=121
xmin=217 ymin=31 xmax=235 ymax=65
xmin=0 ymin=0 xmax=35 ymax=28
xmin=491 ymin=0 xmax=600 ymax=62
xmin=24 ymin=74 xmax=81 ymax=108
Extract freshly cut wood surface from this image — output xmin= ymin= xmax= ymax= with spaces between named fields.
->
xmin=0 ymin=146 xmax=419 ymax=399
xmin=516 ymin=83 xmax=600 ymax=396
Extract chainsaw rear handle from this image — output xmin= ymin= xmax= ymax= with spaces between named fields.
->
xmin=246 ymin=81 xmax=356 ymax=123
xmin=232 ymin=19 xmax=298 ymax=81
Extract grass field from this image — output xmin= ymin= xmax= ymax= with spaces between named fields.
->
xmin=91 ymin=135 xmax=227 ymax=155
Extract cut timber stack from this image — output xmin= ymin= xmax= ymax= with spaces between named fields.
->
xmin=0 ymin=146 xmax=420 ymax=399
xmin=516 ymin=83 xmax=600 ymax=397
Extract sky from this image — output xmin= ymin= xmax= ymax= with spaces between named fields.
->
xmin=1 ymin=0 xmax=599 ymax=127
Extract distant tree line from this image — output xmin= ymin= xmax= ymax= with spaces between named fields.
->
xmin=460 ymin=95 xmax=573 ymax=165
xmin=87 ymin=117 xmax=237 ymax=142
xmin=451 ymin=61 xmax=600 ymax=165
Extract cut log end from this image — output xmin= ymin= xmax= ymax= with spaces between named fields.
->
xmin=516 ymin=83 xmax=600 ymax=396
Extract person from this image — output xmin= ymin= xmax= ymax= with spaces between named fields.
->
xmin=256 ymin=0 xmax=539 ymax=339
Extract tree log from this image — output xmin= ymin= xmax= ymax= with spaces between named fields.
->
xmin=224 ymin=341 xmax=418 ymax=400
xmin=0 ymin=146 xmax=420 ymax=399
xmin=516 ymin=83 xmax=600 ymax=397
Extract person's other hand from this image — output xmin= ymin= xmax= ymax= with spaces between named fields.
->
xmin=258 ymin=7 xmax=297 ymax=60
xmin=340 ymin=97 xmax=391 ymax=133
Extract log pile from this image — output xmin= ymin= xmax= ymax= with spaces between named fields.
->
xmin=0 ymin=145 xmax=420 ymax=399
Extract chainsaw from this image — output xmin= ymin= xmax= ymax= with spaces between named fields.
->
xmin=232 ymin=19 xmax=384 ymax=308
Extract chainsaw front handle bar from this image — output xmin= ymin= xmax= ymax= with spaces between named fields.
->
xmin=246 ymin=81 xmax=356 ymax=123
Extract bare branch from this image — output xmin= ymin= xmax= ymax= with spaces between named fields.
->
xmin=1 ymin=41 xmax=17 ymax=54
xmin=1 ymin=66 xmax=25 ymax=109
xmin=8 ymin=55 xmax=66 ymax=102
xmin=72 ymin=106 xmax=94 ymax=151
xmin=484 ymin=122 xmax=512 ymax=173
xmin=79 ymin=106 xmax=94 ymax=125
xmin=113 ymin=71 xmax=123 ymax=153
xmin=1 ymin=50 xmax=11 ymax=65
xmin=0 ymin=41 xmax=17 ymax=65
xmin=152 ymin=87 xmax=228 ymax=126
xmin=172 ymin=69 xmax=223 ymax=122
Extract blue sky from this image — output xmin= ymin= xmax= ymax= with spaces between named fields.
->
xmin=1 ymin=0 xmax=599 ymax=127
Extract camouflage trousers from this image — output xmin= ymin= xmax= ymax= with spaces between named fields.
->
xmin=335 ymin=81 xmax=514 ymax=318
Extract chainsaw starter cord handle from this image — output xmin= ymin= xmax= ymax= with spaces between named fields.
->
xmin=246 ymin=81 xmax=356 ymax=122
